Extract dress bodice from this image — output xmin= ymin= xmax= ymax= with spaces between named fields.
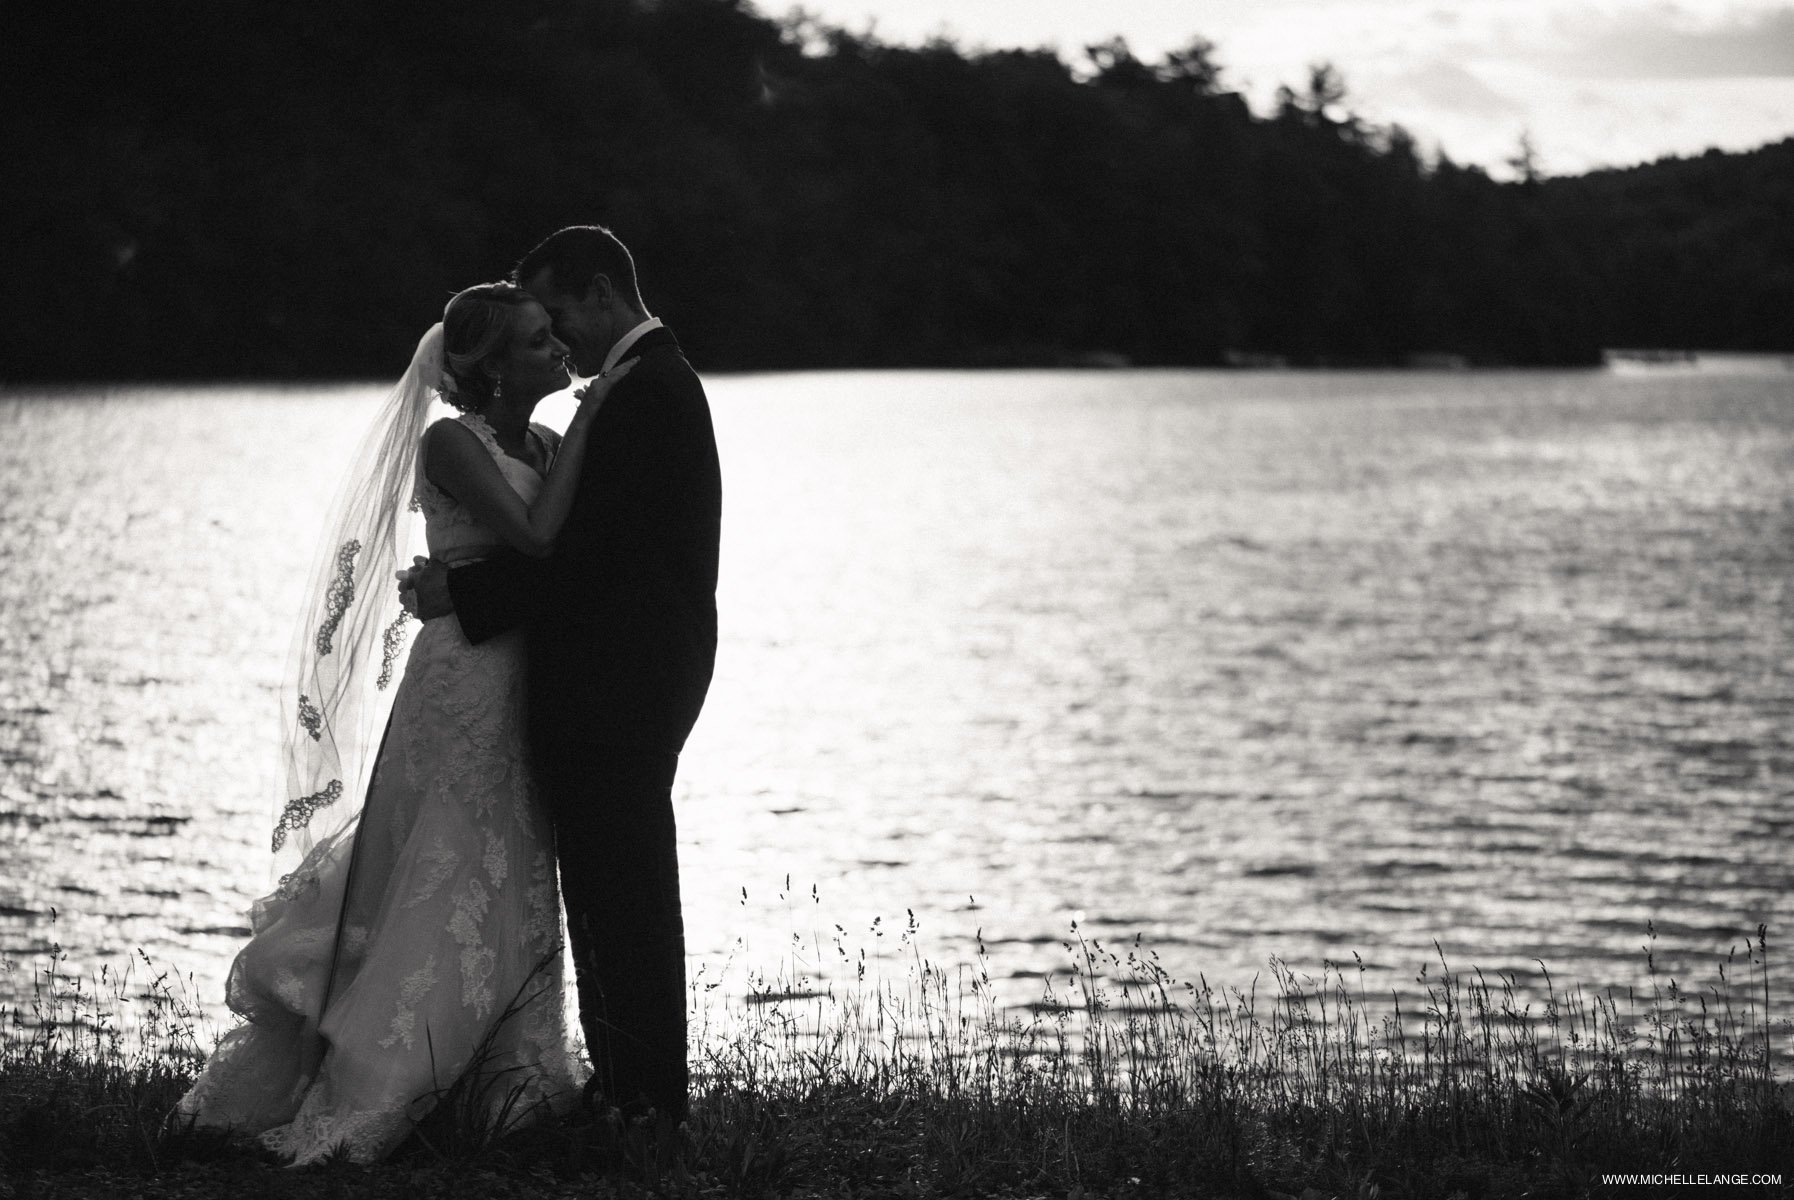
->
xmin=414 ymin=413 xmax=558 ymax=565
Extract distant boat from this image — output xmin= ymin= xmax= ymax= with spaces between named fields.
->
xmin=1221 ymin=350 xmax=1290 ymax=369
xmin=1404 ymin=352 xmax=1470 ymax=370
xmin=1065 ymin=350 xmax=1132 ymax=368
xmin=1605 ymin=349 xmax=1793 ymax=374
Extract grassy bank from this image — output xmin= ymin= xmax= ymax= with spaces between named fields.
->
xmin=3 ymin=925 xmax=1790 ymax=1199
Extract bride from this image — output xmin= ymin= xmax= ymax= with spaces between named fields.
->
xmin=175 ymin=283 xmax=633 ymax=1163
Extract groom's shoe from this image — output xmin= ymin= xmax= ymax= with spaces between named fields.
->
xmin=573 ymin=1088 xmax=684 ymax=1176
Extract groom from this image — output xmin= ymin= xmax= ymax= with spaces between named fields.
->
xmin=404 ymin=225 xmax=720 ymax=1122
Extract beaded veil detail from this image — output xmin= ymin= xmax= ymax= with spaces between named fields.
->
xmin=273 ymin=327 xmax=443 ymax=874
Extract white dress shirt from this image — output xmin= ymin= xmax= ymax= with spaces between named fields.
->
xmin=600 ymin=317 xmax=665 ymax=376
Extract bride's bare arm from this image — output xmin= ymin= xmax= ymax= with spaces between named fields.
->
xmin=421 ymin=364 xmax=633 ymax=558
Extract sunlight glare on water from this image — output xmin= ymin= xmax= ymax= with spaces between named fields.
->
xmin=1 ymin=368 xmax=1790 ymax=1035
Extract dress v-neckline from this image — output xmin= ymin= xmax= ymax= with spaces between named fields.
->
xmin=462 ymin=412 xmax=552 ymax=479
xmin=513 ymin=428 xmax=552 ymax=480
xmin=520 ymin=423 xmax=552 ymax=473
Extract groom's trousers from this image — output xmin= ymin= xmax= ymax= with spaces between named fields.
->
xmin=537 ymin=738 xmax=688 ymax=1122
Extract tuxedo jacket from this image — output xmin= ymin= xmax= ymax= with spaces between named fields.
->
xmin=448 ymin=326 xmax=721 ymax=759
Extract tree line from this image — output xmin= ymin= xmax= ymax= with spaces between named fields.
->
xmin=5 ymin=0 xmax=1790 ymax=379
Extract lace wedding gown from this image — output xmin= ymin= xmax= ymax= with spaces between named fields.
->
xmin=176 ymin=413 xmax=583 ymax=1163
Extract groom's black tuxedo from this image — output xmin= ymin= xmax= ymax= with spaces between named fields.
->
xmin=447 ymin=325 xmax=719 ymax=1120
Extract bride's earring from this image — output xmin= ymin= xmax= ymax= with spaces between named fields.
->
xmin=491 ymin=376 xmax=505 ymax=402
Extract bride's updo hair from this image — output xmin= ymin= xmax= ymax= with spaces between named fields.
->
xmin=439 ymin=282 xmax=536 ymax=413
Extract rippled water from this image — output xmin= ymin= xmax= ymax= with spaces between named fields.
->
xmin=2 ymin=368 xmax=1791 ymax=1038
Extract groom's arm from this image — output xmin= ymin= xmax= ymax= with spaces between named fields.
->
xmin=445 ymin=550 xmax=549 ymax=644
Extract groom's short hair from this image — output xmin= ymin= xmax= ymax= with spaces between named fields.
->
xmin=514 ymin=225 xmax=643 ymax=307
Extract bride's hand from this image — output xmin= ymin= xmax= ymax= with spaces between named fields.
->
xmin=572 ymin=358 xmax=638 ymax=413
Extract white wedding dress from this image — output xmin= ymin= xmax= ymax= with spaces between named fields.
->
xmin=176 ymin=413 xmax=583 ymax=1164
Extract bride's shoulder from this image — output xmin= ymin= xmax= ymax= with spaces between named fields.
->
xmin=423 ymin=412 xmax=498 ymax=454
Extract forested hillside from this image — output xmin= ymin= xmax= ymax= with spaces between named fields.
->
xmin=5 ymin=0 xmax=1789 ymax=378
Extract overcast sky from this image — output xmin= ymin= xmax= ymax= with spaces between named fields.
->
xmin=769 ymin=0 xmax=1794 ymax=175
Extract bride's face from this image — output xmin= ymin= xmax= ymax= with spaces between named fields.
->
xmin=494 ymin=301 xmax=571 ymax=402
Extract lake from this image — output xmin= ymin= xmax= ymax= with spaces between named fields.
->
xmin=1 ymin=366 xmax=1790 ymax=1041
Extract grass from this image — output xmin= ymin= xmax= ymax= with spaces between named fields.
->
xmin=2 ymin=915 xmax=1790 ymax=1199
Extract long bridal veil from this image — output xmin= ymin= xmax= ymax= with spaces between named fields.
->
xmin=261 ymin=325 xmax=447 ymax=1077
xmin=272 ymin=324 xmax=444 ymax=882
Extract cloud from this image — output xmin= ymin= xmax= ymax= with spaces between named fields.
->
xmin=1388 ymin=59 xmax=1526 ymax=117
xmin=1554 ymin=5 xmax=1794 ymax=78
xmin=785 ymin=0 xmax=1794 ymax=170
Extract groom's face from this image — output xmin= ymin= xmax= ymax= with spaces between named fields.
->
xmin=521 ymin=268 xmax=610 ymax=376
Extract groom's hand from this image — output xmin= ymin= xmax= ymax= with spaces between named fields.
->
xmin=397 ymin=556 xmax=454 ymax=621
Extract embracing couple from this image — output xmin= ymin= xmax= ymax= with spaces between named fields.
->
xmin=175 ymin=225 xmax=721 ymax=1163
